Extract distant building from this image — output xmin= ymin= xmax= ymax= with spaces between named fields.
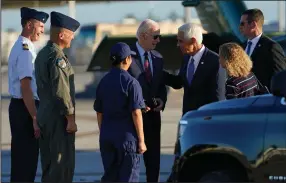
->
xmin=1 ymin=19 xmax=206 ymax=66
xmin=67 ymin=19 xmax=204 ymax=65
xmin=1 ymin=31 xmax=49 ymax=65
xmin=263 ymin=21 xmax=280 ymax=33
xmin=121 ymin=14 xmax=137 ymax=24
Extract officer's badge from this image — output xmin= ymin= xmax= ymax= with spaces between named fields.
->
xmin=56 ymin=58 xmax=67 ymax=69
xmin=22 ymin=43 xmax=29 ymax=50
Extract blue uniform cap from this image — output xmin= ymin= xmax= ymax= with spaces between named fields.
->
xmin=50 ymin=11 xmax=80 ymax=32
xmin=20 ymin=7 xmax=49 ymax=23
xmin=110 ymin=42 xmax=136 ymax=62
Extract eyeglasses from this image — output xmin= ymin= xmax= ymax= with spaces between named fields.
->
xmin=152 ymin=34 xmax=161 ymax=40
xmin=144 ymin=33 xmax=161 ymax=40
xmin=240 ymin=21 xmax=252 ymax=26
xmin=240 ymin=22 xmax=247 ymax=26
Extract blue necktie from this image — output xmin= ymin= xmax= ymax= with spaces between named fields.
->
xmin=246 ymin=41 xmax=252 ymax=56
xmin=187 ymin=58 xmax=195 ymax=85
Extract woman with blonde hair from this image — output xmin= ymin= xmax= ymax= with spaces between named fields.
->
xmin=219 ymin=42 xmax=260 ymax=99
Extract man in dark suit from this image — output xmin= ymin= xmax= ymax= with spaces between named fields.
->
xmin=128 ymin=19 xmax=167 ymax=182
xmin=163 ymin=23 xmax=226 ymax=182
xmin=164 ymin=23 xmax=226 ymax=115
xmin=240 ymin=8 xmax=286 ymax=89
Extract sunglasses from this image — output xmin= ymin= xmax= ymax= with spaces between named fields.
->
xmin=149 ymin=34 xmax=162 ymax=40
xmin=151 ymin=34 xmax=161 ymax=40
xmin=240 ymin=21 xmax=252 ymax=26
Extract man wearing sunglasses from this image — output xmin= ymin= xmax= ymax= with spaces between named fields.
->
xmin=128 ymin=19 xmax=167 ymax=182
xmin=239 ymin=8 xmax=286 ymax=90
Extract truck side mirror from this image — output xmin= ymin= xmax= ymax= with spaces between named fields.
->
xmin=271 ymin=70 xmax=286 ymax=97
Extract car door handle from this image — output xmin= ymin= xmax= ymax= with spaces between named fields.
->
xmin=204 ymin=116 xmax=212 ymax=120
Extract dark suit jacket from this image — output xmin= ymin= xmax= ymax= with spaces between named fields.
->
xmin=128 ymin=45 xmax=167 ymax=112
xmin=164 ymin=47 xmax=226 ymax=115
xmin=243 ymin=34 xmax=286 ymax=89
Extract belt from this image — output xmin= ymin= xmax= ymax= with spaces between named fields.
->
xmin=11 ymin=95 xmax=39 ymax=100
xmin=11 ymin=98 xmax=40 ymax=102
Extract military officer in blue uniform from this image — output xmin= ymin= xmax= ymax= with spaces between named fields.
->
xmin=7 ymin=7 xmax=49 ymax=182
xmin=34 ymin=11 xmax=79 ymax=183
xmin=94 ymin=42 xmax=147 ymax=182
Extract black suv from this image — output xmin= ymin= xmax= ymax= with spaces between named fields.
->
xmin=168 ymin=71 xmax=286 ymax=182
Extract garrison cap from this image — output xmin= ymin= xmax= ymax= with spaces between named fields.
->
xmin=20 ymin=7 xmax=49 ymax=23
xmin=50 ymin=11 xmax=80 ymax=32
xmin=110 ymin=42 xmax=136 ymax=62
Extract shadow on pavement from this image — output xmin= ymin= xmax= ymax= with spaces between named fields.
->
xmin=2 ymin=149 xmax=174 ymax=182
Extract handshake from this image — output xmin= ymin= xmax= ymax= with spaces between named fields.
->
xmin=142 ymin=98 xmax=163 ymax=113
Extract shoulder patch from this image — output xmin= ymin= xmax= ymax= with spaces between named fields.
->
xmin=56 ymin=58 xmax=67 ymax=69
xmin=22 ymin=43 xmax=29 ymax=50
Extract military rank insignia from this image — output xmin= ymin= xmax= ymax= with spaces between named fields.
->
xmin=22 ymin=43 xmax=29 ymax=50
xmin=56 ymin=58 xmax=67 ymax=69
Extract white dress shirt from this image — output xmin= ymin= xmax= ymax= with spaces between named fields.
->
xmin=136 ymin=41 xmax=153 ymax=75
xmin=245 ymin=33 xmax=262 ymax=56
xmin=8 ymin=36 xmax=39 ymax=100
xmin=186 ymin=45 xmax=205 ymax=79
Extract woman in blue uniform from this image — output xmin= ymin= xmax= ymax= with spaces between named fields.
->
xmin=94 ymin=42 xmax=147 ymax=182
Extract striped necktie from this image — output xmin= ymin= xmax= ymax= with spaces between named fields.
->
xmin=144 ymin=52 xmax=152 ymax=82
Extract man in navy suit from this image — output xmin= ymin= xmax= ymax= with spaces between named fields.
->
xmin=240 ymin=9 xmax=286 ymax=89
xmin=164 ymin=23 xmax=226 ymax=115
xmin=164 ymin=23 xmax=226 ymax=182
xmin=128 ymin=19 xmax=167 ymax=182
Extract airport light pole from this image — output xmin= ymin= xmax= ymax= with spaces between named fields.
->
xmin=68 ymin=1 xmax=76 ymax=19
xmin=184 ymin=7 xmax=191 ymax=23
xmin=278 ymin=1 xmax=285 ymax=32
xmin=182 ymin=0 xmax=200 ymax=23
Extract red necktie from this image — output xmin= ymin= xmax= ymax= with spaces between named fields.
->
xmin=144 ymin=52 xmax=152 ymax=82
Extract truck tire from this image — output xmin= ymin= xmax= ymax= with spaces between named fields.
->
xmin=199 ymin=170 xmax=242 ymax=182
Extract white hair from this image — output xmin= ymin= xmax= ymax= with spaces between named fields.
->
xmin=136 ymin=19 xmax=159 ymax=39
xmin=178 ymin=23 xmax=203 ymax=45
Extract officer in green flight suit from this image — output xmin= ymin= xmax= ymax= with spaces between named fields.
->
xmin=34 ymin=11 xmax=80 ymax=183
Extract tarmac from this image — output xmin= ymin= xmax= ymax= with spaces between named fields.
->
xmin=1 ymin=70 xmax=184 ymax=182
